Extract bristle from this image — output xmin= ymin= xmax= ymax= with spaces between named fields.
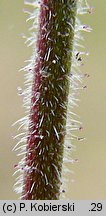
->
xmin=13 ymin=0 xmax=92 ymax=199
xmin=60 ymin=0 xmax=92 ymax=199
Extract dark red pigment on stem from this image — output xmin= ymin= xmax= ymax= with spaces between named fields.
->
xmin=23 ymin=1 xmax=49 ymax=200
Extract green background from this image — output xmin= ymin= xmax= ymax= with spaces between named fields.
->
xmin=0 ymin=0 xmax=106 ymax=199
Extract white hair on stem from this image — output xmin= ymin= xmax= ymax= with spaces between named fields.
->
xmin=13 ymin=0 xmax=92 ymax=199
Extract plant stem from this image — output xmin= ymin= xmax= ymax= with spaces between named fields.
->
xmin=22 ymin=0 xmax=77 ymax=200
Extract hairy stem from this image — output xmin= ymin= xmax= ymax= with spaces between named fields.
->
xmin=22 ymin=0 xmax=77 ymax=200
